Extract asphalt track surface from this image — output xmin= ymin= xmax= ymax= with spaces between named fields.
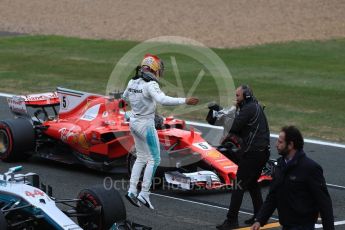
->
xmin=0 ymin=96 xmax=344 ymax=230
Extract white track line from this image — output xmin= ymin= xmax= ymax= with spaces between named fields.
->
xmin=187 ymin=121 xmax=345 ymax=149
xmin=0 ymin=92 xmax=15 ymax=98
xmin=151 ymin=193 xmax=278 ymax=220
xmin=326 ymin=183 xmax=345 ymax=189
xmin=334 ymin=220 xmax=345 ymax=227
xmin=315 ymin=220 xmax=345 ymax=229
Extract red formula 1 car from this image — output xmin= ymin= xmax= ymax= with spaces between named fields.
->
xmin=0 ymin=87 xmax=274 ymax=190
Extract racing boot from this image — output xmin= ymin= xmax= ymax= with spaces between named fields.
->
xmin=137 ymin=192 xmax=154 ymax=210
xmin=125 ymin=192 xmax=141 ymax=208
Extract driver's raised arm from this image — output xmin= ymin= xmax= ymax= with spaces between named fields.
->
xmin=146 ymin=81 xmax=186 ymax=105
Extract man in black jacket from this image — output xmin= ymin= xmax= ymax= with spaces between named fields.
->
xmin=251 ymin=126 xmax=334 ymax=230
xmin=217 ymin=85 xmax=270 ymax=229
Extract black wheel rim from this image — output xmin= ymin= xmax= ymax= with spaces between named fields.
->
xmin=77 ymin=194 xmax=102 ymax=230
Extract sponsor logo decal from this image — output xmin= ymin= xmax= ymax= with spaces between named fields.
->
xmin=59 ymin=126 xmax=77 ymax=143
xmin=128 ymin=88 xmax=143 ymax=93
xmin=7 ymin=97 xmax=27 ymax=114
xmin=80 ymin=104 xmax=100 ymax=121
xmin=25 ymin=189 xmax=45 ymax=198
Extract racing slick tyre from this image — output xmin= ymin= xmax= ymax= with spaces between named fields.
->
xmin=77 ymin=185 xmax=126 ymax=230
xmin=0 ymin=118 xmax=35 ymax=162
xmin=127 ymin=149 xmax=165 ymax=190
xmin=0 ymin=212 xmax=8 ymax=230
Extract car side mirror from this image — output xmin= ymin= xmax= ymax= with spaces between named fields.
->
xmin=118 ymin=99 xmax=126 ymax=109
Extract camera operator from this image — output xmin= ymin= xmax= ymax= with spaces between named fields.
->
xmin=214 ymin=85 xmax=270 ymax=229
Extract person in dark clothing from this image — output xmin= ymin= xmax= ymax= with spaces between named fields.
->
xmin=217 ymin=85 xmax=270 ymax=230
xmin=251 ymin=126 xmax=334 ymax=230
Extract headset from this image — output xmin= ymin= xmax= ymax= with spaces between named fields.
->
xmin=241 ymin=84 xmax=253 ymax=100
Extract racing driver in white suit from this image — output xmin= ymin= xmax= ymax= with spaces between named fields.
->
xmin=123 ymin=54 xmax=199 ymax=209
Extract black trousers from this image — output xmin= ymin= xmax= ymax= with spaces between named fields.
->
xmin=227 ymin=148 xmax=269 ymax=221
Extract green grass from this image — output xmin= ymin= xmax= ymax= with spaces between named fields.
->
xmin=0 ymin=35 xmax=344 ymax=142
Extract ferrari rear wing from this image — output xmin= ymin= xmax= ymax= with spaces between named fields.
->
xmin=7 ymin=92 xmax=59 ymax=116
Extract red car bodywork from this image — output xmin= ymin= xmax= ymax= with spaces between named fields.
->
xmin=43 ymin=96 xmax=133 ymax=160
xmin=1 ymin=88 xmax=272 ymax=189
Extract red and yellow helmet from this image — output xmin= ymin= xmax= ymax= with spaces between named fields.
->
xmin=141 ymin=54 xmax=164 ymax=78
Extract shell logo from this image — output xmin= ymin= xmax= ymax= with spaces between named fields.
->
xmin=206 ymin=150 xmax=222 ymax=158
xmin=78 ymin=133 xmax=89 ymax=149
xmin=71 ymin=135 xmax=78 ymax=144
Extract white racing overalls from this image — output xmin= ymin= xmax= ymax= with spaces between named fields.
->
xmin=123 ymin=77 xmax=185 ymax=195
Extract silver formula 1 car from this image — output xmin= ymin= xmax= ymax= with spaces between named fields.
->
xmin=0 ymin=166 xmax=150 ymax=230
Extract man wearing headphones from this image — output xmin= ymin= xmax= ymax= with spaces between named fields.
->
xmin=217 ymin=85 xmax=270 ymax=229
